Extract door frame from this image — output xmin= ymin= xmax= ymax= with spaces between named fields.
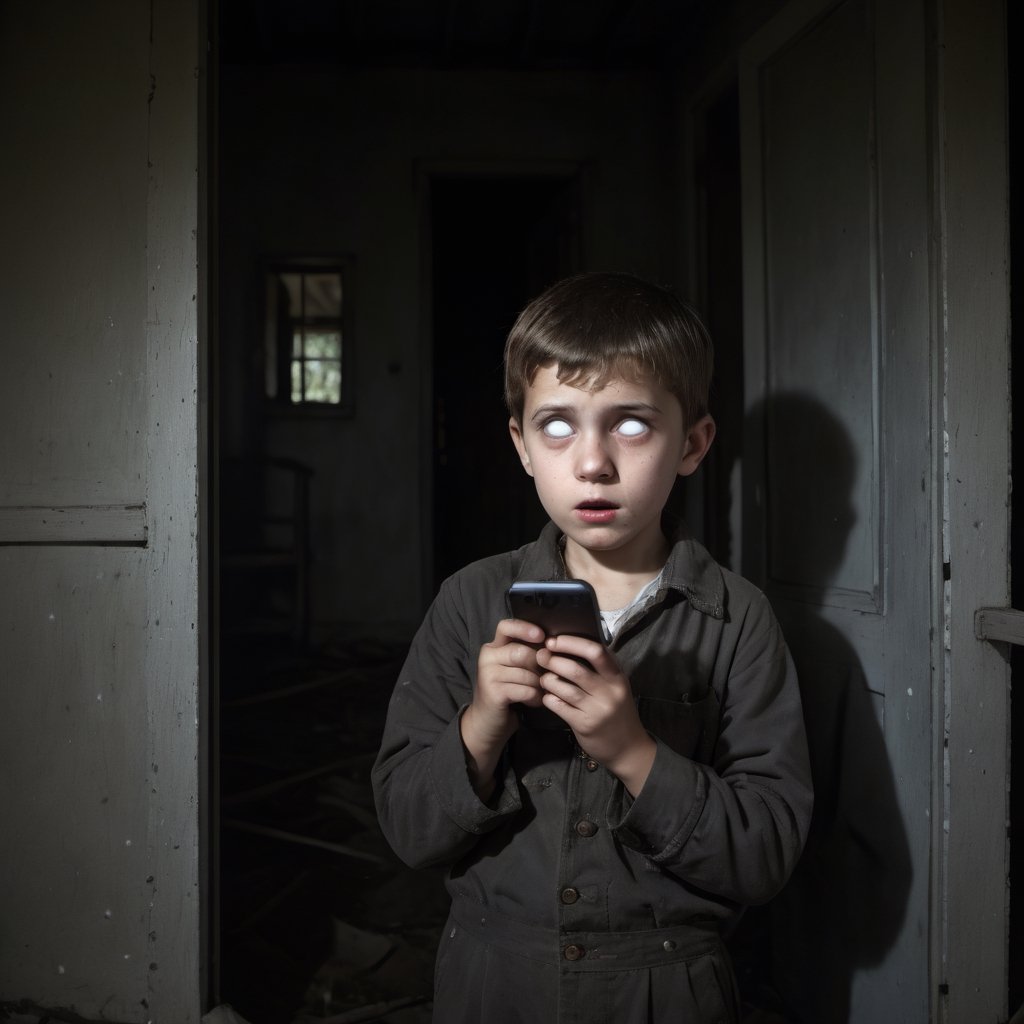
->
xmin=935 ymin=0 xmax=1011 ymax=1019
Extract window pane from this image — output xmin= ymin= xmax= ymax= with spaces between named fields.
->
xmin=305 ymin=330 xmax=341 ymax=359
xmin=324 ymin=362 xmax=342 ymax=402
xmin=304 ymin=272 xmax=342 ymax=317
xmin=303 ymin=359 xmax=341 ymax=404
xmin=265 ymin=260 xmax=352 ymax=411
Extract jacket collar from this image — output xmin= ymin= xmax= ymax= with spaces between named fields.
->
xmin=514 ymin=517 xmax=725 ymax=620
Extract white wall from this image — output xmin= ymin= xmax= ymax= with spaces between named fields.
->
xmin=219 ymin=65 xmax=679 ymax=637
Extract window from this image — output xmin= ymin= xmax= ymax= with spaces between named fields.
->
xmin=264 ymin=258 xmax=354 ymax=413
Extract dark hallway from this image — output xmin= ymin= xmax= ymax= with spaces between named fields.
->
xmin=214 ymin=4 xmax=712 ymax=1019
xmin=0 ymin=1 xmax=1011 ymax=1021
xmin=209 ymin=2 xmax=1016 ymax=1023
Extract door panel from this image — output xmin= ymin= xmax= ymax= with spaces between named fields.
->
xmin=0 ymin=3 xmax=149 ymax=510
xmin=0 ymin=1 xmax=203 ymax=1018
xmin=0 ymin=548 xmax=149 ymax=992
xmin=759 ymin=0 xmax=879 ymax=609
xmin=740 ymin=0 xmax=932 ymax=1020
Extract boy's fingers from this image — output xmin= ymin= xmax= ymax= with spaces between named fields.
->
xmin=498 ymin=667 xmax=543 ymax=690
xmin=544 ymin=633 xmax=604 ymax=660
xmin=493 ymin=617 xmax=545 ymax=646
xmin=482 ymin=640 xmax=540 ymax=673
xmin=538 ymin=642 xmax=609 ymax=681
xmin=480 ymin=677 xmax=543 ymax=703
xmin=539 ymin=654 xmax=592 ymax=688
xmin=516 ymin=687 xmax=546 ymax=708
xmin=539 ymin=672 xmax=585 ymax=703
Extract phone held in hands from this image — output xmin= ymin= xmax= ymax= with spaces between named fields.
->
xmin=507 ymin=579 xmax=608 ymax=644
xmin=507 ymin=580 xmax=607 ymax=730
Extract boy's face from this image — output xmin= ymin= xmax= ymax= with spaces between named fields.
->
xmin=509 ymin=364 xmax=714 ymax=568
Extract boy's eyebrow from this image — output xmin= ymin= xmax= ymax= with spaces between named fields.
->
xmin=529 ymin=402 xmax=574 ymax=423
xmin=528 ymin=400 xmax=663 ymax=424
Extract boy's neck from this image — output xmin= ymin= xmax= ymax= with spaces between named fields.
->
xmin=562 ymin=529 xmax=670 ymax=611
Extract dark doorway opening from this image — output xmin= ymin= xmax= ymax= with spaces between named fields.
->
xmin=430 ymin=174 xmax=582 ymax=592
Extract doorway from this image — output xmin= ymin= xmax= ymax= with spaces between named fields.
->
xmin=430 ymin=174 xmax=583 ymax=591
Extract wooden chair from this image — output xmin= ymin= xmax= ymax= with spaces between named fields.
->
xmin=220 ymin=456 xmax=313 ymax=649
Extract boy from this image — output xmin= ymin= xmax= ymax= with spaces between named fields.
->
xmin=372 ymin=272 xmax=812 ymax=1023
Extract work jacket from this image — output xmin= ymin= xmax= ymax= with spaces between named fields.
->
xmin=372 ymin=520 xmax=813 ymax=1021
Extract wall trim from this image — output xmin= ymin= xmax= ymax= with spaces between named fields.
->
xmin=0 ymin=504 xmax=147 ymax=545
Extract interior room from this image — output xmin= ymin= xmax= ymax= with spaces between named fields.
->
xmin=213 ymin=2 xmax=755 ymax=1019
xmin=0 ymin=1 xmax=1016 ymax=1023
xmin=212 ymin=2 xmax=1022 ymax=1022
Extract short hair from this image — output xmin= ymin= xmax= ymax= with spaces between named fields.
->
xmin=503 ymin=272 xmax=713 ymax=427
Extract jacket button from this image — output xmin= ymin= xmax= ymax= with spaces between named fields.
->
xmin=584 ymin=759 xmax=599 ymax=772
xmin=575 ymin=819 xmax=598 ymax=837
xmin=663 ymin=939 xmax=677 ymax=952
xmin=560 ymin=887 xmax=579 ymax=904
xmin=563 ymin=943 xmax=585 ymax=961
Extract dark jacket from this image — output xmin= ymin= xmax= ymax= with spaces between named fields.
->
xmin=372 ymin=520 xmax=813 ymax=944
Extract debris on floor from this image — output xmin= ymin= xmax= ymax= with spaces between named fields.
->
xmin=203 ymin=1006 xmax=256 ymax=1024
xmin=219 ymin=633 xmax=446 ymax=1023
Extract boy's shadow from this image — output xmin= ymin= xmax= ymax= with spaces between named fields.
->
xmin=728 ymin=393 xmax=912 ymax=1024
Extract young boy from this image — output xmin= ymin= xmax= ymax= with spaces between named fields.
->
xmin=372 ymin=272 xmax=812 ymax=1023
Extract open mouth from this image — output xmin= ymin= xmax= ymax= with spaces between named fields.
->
xmin=574 ymin=499 xmax=620 ymax=523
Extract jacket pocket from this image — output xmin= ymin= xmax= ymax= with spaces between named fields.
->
xmin=637 ymin=691 xmax=720 ymax=764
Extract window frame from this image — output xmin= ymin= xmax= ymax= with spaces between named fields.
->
xmin=261 ymin=255 xmax=356 ymax=417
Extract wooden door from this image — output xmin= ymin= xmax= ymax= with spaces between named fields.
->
xmin=739 ymin=0 xmax=934 ymax=1020
xmin=738 ymin=0 xmax=1011 ymax=1021
xmin=0 ymin=1 xmax=205 ymax=1018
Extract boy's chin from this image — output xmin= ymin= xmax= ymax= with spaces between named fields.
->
xmin=555 ymin=516 xmax=669 ymax=562
xmin=558 ymin=523 xmax=633 ymax=552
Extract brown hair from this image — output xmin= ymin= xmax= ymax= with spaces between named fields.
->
xmin=503 ymin=272 xmax=713 ymax=426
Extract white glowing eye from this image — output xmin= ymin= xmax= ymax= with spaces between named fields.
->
xmin=618 ymin=418 xmax=647 ymax=437
xmin=543 ymin=419 xmax=573 ymax=438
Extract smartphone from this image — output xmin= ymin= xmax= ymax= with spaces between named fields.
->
xmin=507 ymin=579 xmax=606 ymax=643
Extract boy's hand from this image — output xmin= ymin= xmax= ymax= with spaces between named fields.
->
xmin=536 ymin=635 xmax=657 ymax=797
xmin=460 ymin=619 xmax=545 ymax=800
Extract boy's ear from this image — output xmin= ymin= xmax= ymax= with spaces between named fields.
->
xmin=508 ymin=417 xmax=534 ymax=477
xmin=678 ymin=414 xmax=716 ymax=477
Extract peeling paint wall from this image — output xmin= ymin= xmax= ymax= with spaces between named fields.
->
xmin=0 ymin=1 xmax=202 ymax=1020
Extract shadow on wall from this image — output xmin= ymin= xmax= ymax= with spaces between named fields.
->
xmin=732 ymin=393 xmax=913 ymax=1024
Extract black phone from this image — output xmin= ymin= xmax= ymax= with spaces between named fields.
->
xmin=506 ymin=579 xmax=607 ymax=643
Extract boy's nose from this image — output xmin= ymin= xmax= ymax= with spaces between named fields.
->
xmin=574 ymin=433 xmax=615 ymax=481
